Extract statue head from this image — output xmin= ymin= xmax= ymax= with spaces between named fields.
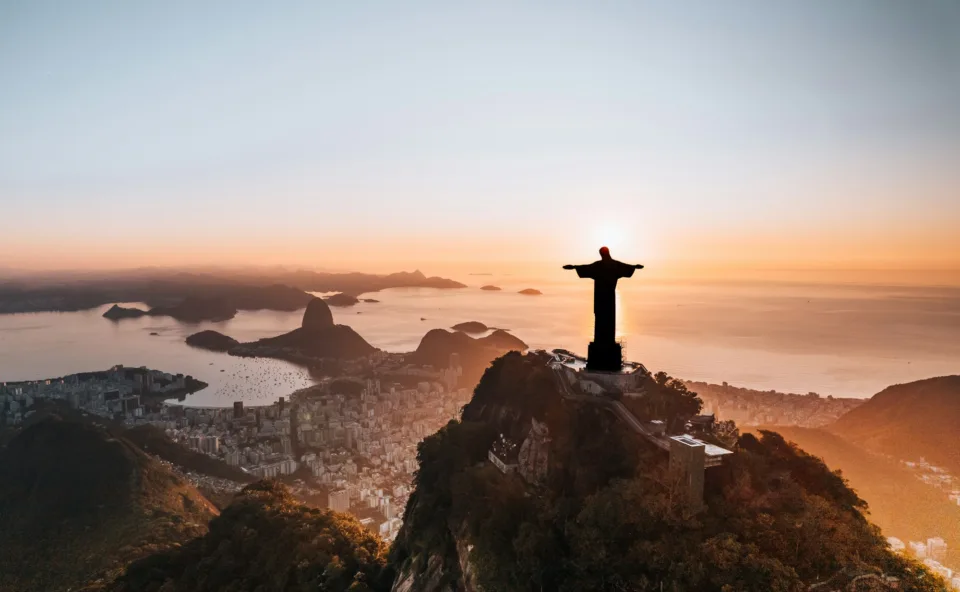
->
xmin=599 ymin=246 xmax=611 ymax=260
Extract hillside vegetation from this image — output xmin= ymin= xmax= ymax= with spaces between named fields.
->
xmin=0 ymin=417 xmax=217 ymax=592
xmin=768 ymin=426 xmax=960 ymax=570
xmin=391 ymin=352 xmax=945 ymax=591
xmin=830 ymin=375 xmax=960 ymax=474
xmin=111 ymin=480 xmax=390 ymax=592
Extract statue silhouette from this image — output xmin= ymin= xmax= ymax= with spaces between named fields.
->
xmin=564 ymin=246 xmax=643 ymax=371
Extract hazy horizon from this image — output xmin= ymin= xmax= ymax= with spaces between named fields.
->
xmin=3 ymin=0 xmax=959 ymax=273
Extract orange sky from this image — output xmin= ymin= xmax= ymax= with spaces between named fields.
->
xmin=3 ymin=3 xmax=959 ymax=283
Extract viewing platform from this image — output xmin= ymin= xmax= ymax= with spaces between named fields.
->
xmin=543 ymin=349 xmax=734 ymax=507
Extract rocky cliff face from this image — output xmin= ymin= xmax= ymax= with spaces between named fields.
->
xmin=517 ymin=417 xmax=550 ymax=484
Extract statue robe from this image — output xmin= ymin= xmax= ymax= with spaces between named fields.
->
xmin=575 ymin=258 xmax=636 ymax=344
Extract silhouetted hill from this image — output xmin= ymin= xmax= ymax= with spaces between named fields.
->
xmin=302 ymin=296 xmax=334 ymax=330
xmin=103 ymin=304 xmax=148 ymax=319
xmin=518 ymin=288 xmax=542 ymax=295
xmin=233 ymin=298 xmax=375 ymax=361
xmin=477 ymin=328 xmax=527 ymax=351
xmin=325 ymin=292 xmax=360 ymax=307
xmin=148 ymin=296 xmax=238 ymax=323
xmin=451 ymin=321 xmax=488 ymax=333
xmin=830 ymin=375 xmax=960 ymax=474
xmin=767 ymin=426 xmax=960 ymax=570
xmin=185 ymin=330 xmax=240 ymax=352
xmin=408 ymin=329 xmax=527 ymax=386
xmin=0 ymin=417 xmax=216 ymax=592
xmin=250 ymin=325 xmax=375 ymax=359
xmin=281 ymin=268 xmax=465 ymax=294
xmin=110 ymin=480 xmax=390 ymax=592
xmin=479 ymin=284 xmax=501 ymax=291
xmin=390 ymin=352 xmax=942 ymax=591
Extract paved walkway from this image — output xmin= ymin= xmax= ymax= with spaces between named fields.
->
xmin=548 ymin=358 xmax=670 ymax=452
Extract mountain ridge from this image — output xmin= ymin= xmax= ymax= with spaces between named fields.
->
xmin=829 ymin=375 xmax=960 ymax=474
xmin=0 ymin=416 xmax=217 ymax=592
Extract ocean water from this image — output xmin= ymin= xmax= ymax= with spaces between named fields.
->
xmin=0 ymin=277 xmax=957 ymax=406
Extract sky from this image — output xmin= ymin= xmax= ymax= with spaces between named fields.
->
xmin=1 ymin=1 xmax=959 ymax=276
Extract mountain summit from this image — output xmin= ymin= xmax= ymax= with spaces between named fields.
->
xmin=390 ymin=351 xmax=943 ymax=591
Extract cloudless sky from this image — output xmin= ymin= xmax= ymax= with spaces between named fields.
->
xmin=2 ymin=0 xmax=959 ymax=274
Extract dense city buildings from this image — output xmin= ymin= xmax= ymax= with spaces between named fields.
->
xmin=0 ymin=365 xmax=197 ymax=425
xmin=889 ymin=526 xmax=958 ymax=587
xmin=0 ymin=353 xmax=469 ymax=542
xmin=686 ymin=380 xmax=863 ymax=427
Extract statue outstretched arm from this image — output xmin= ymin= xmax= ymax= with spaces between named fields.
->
xmin=562 ymin=264 xmax=577 ymax=270
xmin=634 ymin=264 xmax=644 ymax=269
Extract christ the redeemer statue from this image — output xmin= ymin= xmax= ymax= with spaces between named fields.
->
xmin=563 ymin=246 xmax=643 ymax=372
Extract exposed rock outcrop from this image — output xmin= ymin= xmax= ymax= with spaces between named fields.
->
xmin=518 ymin=417 xmax=551 ymax=484
xmin=301 ymin=297 xmax=334 ymax=330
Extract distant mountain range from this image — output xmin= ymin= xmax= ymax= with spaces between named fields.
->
xmin=0 ymin=268 xmax=466 ymax=317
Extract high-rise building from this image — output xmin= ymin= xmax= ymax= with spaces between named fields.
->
xmin=927 ymin=537 xmax=947 ymax=561
xmin=328 ymin=489 xmax=350 ymax=513
xmin=909 ymin=541 xmax=928 ymax=558
xmin=886 ymin=537 xmax=906 ymax=553
xmin=669 ymin=435 xmax=706 ymax=510
xmin=233 ymin=401 xmax=244 ymax=418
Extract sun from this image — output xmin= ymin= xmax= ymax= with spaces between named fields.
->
xmin=590 ymin=223 xmax=627 ymax=253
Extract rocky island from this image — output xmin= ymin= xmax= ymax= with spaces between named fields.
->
xmin=103 ymin=297 xmax=238 ymax=323
xmin=324 ymin=292 xmax=360 ymax=307
xmin=102 ymin=304 xmax=148 ymax=319
xmin=479 ymin=285 xmax=501 ymax=291
xmin=148 ymin=296 xmax=238 ymax=323
xmin=518 ymin=288 xmax=542 ymax=295
xmin=185 ymin=330 xmax=240 ymax=352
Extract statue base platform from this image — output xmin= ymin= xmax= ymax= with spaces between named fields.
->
xmin=586 ymin=341 xmax=623 ymax=373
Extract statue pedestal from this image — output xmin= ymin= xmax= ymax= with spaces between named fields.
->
xmin=586 ymin=341 xmax=623 ymax=372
